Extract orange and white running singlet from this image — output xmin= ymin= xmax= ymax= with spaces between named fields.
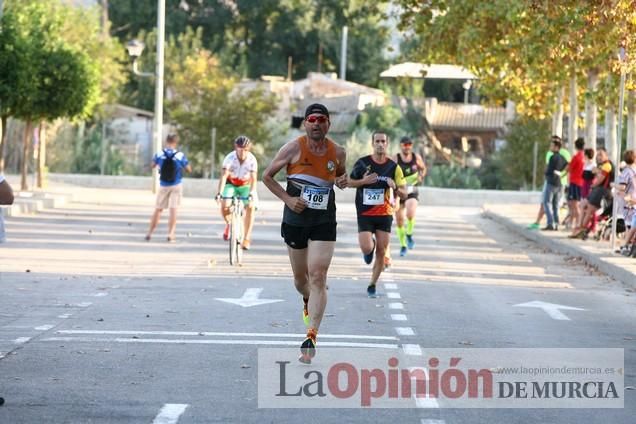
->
xmin=283 ymin=136 xmax=338 ymax=226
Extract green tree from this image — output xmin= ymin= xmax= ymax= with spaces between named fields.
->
xmin=1 ymin=1 xmax=100 ymax=189
xmin=396 ymin=0 xmax=636 ymax=118
xmin=167 ymin=49 xmax=278 ymax=174
xmin=108 ymin=0 xmax=391 ymax=87
xmin=497 ymin=117 xmax=551 ymax=190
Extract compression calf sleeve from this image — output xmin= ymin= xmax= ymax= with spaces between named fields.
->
xmin=396 ymin=226 xmax=407 ymax=247
xmin=406 ymin=218 xmax=415 ymax=235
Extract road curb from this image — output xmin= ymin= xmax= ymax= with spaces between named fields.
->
xmin=482 ymin=207 xmax=636 ymax=290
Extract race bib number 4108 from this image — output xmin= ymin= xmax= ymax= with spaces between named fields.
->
xmin=301 ymin=186 xmax=330 ymax=210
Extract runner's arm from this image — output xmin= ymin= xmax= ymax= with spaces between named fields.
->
xmin=393 ymin=165 xmax=407 ymax=198
xmin=262 ymin=141 xmax=304 ymax=211
xmin=416 ymin=153 xmax=427 ymax=183
xmin=216 ymin=167 xmax=230 ymax=198
xmin=348 ymin=159 xmax=377 ymax=188
xmin=334 ymin=144 xmax=348 ymax=189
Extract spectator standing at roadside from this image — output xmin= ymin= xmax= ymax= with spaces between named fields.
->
xmin=145 ymin=134 xmax=192 ymax=242
xmin=528 ymin=135 xmax=570 ymax=229
xmin=542 ymin=139 xmax=568 ymax=231
xmin=564 ymin=138 xmax=585 ymax=230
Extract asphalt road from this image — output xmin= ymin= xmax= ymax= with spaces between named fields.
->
xmin=0 ymin=190 xmax=634 ymax=423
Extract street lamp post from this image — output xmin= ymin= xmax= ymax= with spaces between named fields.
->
xmin=462 ymin=80 xmax=472 ymax=104
xmin=611 ymin=47 xmax=627 ymax=252
xmin=125 ymin=0 xmax=165 ymax=194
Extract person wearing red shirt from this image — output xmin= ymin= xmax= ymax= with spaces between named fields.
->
xmin=565 ymin=138 xmax=585 ymax=229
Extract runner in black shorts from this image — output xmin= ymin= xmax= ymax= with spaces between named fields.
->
xmin=393 ymin=136 xmax=427 ymax=257
xmin=349 ymin=131 xmax=406 ymax=298
xmin=263 ymin=103 xmax=348 ymax=364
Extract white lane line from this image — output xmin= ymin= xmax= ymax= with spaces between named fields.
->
xmin=75 ymin=302 xmax=93 ymax=307
xmin=421 ymin=419 xmax=445 ymax=423
xmin=414 ymin=396 xmax=440 ymax=408
xmin=14 ymin=337 xmax=31 ymax=344
xmin=35 ymin=325 xmax=54 ymax=331
xmin=395 ymin=327 xmax=415 ymax=336
xmin=55 ymin=330 xmax=398 ymax=340
xmin=388 ymin=302 xmax=404 ymax=310
xmin=58 ymin=314 xmax=72 ymax=319
xmin=152 ymin=403 xmax=188 ymax=424
xmin=384 ymin=283 xmax=398 ymax=290
xmin=402 ymin=344 xmax=423 ymax=356
xmin=42 ymin=337 xmax=399 ymax=349
xmin=391 ymin=314 xmax=408 ymax=321
xmin=386 ymin=292 xmax=401 ymax=299
xmin=91 ymin=293 xmax=108 ymax=297
xmin=406 ymin=367 xmax=439 ymax=408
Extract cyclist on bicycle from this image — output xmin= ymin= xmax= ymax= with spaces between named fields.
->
xmin=215 ymin=135 xmax=258 ymax=250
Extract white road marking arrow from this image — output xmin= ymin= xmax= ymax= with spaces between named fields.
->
xmin=215 ymin=288 xmax=284 ymax=308
xmin=513 ymin=301 xmax=585 ymax=321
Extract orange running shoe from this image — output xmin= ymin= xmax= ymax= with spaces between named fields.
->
xmin=299 ymin=328 xmax=317 ymax=364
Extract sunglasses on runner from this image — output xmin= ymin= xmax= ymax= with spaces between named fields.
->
xmin=306 ymin=115 xmax=329 ymax=124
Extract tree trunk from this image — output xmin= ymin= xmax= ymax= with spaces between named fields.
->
xmin=552 ymin=86 xmax=565 ymax=138
xmin=605 ymin=108 xmax=617 ymax=163
xmin=37 ymin=121 xmax=46 ymax=188
xmin=585 ymin=69 xmax=599 ymax=152
xmin=0 ymin=115 xmax=6 ymax=173
xmin=568 ymin=76 xmax=578 ymax=154
xmin=20 ymin=120 xmax=32 ymax=191
xmin=627 ymin=90 xmax=636 ymax=151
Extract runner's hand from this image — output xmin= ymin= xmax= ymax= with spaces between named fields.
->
xmin=214 ymin=193 xmax=221 ymax=203
xmin=335 ymin=174 xmax=348 ymax=189
xmin=286 ymin=196 xmax=307 ymax=213
xmin=363 ymin=171 xmax=378 ymax=185
xmin=386 ymin=177 xmax=396 ymax=190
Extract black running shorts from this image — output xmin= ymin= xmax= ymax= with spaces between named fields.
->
xmin=567 ymin=184 xmax=582 ymax=201
xmin=587 ymin=186 xmax=607 ymax=208
xmin=281 ymin=222 xmax=337 ymax=249
xmin=357 ymin=215 xmax=393 ymax=233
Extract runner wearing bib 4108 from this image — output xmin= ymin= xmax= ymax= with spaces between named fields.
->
xmin=262 ymin=103 xmax=348 ymax=365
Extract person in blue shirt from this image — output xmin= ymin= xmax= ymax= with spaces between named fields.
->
xmin=145 ymin=134 xmax=191 ymax=242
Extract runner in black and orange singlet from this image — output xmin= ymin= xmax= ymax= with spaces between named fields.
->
xmin=349 ymin=131 xmax=406 ymax=298
xmin=263 ymin=103 xmax=348 ymax=364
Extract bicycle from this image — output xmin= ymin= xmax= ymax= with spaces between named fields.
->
xmin=221 ymin=195 xmax=250 ymax=266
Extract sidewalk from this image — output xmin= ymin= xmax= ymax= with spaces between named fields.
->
xmin=484 ymin=203 xmax=636 ymax=290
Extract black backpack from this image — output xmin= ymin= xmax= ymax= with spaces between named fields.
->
xmin=159 ymin=149 xmax=178 ymax=183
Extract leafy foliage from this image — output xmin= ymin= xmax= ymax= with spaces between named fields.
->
xmin=426 ymin=163 xmax=481 ymax=189
xmin=396 ymin=0 xmax=636 ymax=117
xmin=496 ymin=116 xmax=551 ymax=190
xmin=166 ymin=49 xmax=278 ymax=174
xmin=108 ymin=0 xmax=392 ymax=87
